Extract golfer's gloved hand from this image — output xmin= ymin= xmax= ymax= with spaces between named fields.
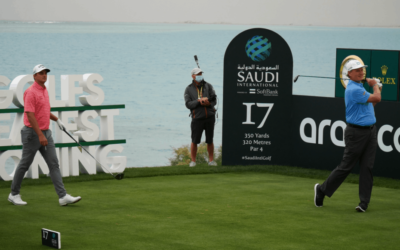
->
xmin=56 ymin=119 xmax=66 ymax=131
xmin=373 ymin=78 xmax=383 ymax=88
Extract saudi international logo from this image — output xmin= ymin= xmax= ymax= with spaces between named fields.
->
xmin=245 ymin=36 xmax=271 ymax=62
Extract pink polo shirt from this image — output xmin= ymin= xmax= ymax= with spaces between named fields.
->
xmin=24 ymin=82 xmax=51 ymax=130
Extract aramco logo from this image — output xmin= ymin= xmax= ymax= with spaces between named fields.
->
xmin=245 ymin=36 xmax=271 ymax=62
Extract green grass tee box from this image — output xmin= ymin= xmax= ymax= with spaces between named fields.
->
xmin=1 ymin=172 xmax=400 ymax=250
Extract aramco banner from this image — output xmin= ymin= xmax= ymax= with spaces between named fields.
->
xmin=222 ymin=28 xmax=293 ymax=165
xmin=291 ymin=96 xmax=400 ymax=179
xmin=0 ymin=74 xmax=126 ymax=181
xmin=223 ymin=29 xmax=400 ymax=179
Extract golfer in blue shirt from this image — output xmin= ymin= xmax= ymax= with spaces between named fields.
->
xmin=314 ymin=60 xmax=382 ymax=212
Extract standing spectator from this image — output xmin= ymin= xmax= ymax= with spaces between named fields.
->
xmin=184 ymin=68 xmax=217 ymax=167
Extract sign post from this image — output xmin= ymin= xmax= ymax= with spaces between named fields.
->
xmin=222 ymin=28 xmax=293 ymax=166
xmin=42 ymin=228 xmax=61 ymax=249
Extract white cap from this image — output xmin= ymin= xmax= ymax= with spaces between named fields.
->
xmin=346 ymin=60 xmax=367 ymax=72
xmin=191 ymin=68 xmax=203 ymax=75
xmin=33 ymin=64 xmax=50 ymax=74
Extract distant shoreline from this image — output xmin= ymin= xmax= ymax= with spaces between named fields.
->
xmin=1 ymin=20 xmax=399 ymax=29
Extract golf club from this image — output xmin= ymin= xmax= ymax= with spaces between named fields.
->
xmin=294 ymin=75 xmax=370 ymax=84
xmin=194 ymin=55 xmax=200 ymax=68
xmin=62 ymin=128 xmax=124 ymax=180
xmin=294 ymin=75 xmax=351 ymax=83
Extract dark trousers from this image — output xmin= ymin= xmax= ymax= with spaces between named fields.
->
xmin=191 ymin=116 xmax=215 ymax=144
xmin=320 ymin=125 xmax=377 ymax=206
xmin=11 ymin=126 xmax=67 ymax=198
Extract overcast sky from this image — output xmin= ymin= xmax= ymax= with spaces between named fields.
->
xmin=1 ymin=0 xmax=400 ymax=27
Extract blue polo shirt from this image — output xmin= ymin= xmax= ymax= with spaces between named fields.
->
xmin=345 ymin=80 xmax=376 ymax=126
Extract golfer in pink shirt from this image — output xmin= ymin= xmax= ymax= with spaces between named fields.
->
xmin=8 ymin=64 xmax=81 ymax=206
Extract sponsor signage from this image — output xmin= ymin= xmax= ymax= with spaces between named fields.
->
xmin=0 ymin=74 xmax=126 ymax=181
xmin=335 ymin=48 xmax=399 ymax=101
xmin=291 ymin=96 xmax=400 ymax=179
xmin=371 ymin=50 xmax=399 ymax=101
xmin=42 ymin=228 xmax=61 ymax=249
xmin=222 ymin=28 xmax=293 ymax=165
xmin=223 ymin=32 xmax=400 ymax=179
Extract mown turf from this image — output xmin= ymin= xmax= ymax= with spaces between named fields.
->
xmin=1 ymin=164 xmax=400 ymax=190
xmin=1 ymin=171 xmax=400 ymax=250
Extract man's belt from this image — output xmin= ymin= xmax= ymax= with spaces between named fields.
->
xmin=347 ymin=123 xmax=375 ymax=129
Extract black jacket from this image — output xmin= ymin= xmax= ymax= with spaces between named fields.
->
xmin=184 ymin=80 xmax=217 ymax=120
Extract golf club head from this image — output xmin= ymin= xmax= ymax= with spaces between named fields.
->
xmin=294 ymin=75 xmax=300 ymax=83
xmin=115 ymin=173 xmax=124 ymax=180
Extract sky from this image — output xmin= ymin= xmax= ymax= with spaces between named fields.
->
xmin=1 ymin=0 xmax=400 ymax=27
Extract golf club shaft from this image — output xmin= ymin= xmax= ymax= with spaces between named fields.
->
xmin=294 ymin=75 xmax=369 ymax=84
xmin=194 ymin=55 xmax=200 ymax=68
xmin=62 ymin=128 xmax=117 ymax=177
xmin=297 ymin=75 xmax=349 ymax=81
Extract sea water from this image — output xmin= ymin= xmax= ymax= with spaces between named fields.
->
xmin=0 ymin=21 xmax=399 ymax=169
